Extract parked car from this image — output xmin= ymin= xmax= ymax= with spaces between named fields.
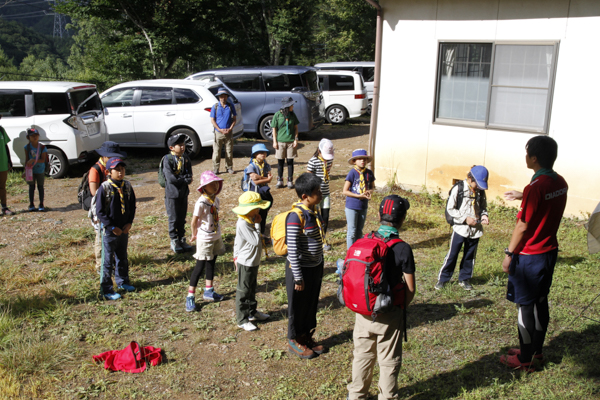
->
xmin=0 ymin=81 xmax=108 ymax=178
xmin=100 ymin=80 xmax=243 ymax=158
xmin=317 ymin=70 xmax=368 ymax=124
xmin=185 ymin=66 xmax=324 ymax=141
xmin=314 ymin=62 xmax=375 ymax=114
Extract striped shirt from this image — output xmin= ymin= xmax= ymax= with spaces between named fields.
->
xmin=307 ymin=156 xmax=333 ymax=196
xmin=286 ymin=204 xmax=324 ymax=281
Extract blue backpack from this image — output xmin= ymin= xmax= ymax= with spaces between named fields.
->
xmin=241 ymin=162 xmax=257 ymax=192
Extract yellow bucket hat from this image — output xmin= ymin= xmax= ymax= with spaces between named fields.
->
xmin=232 ymin=192 xmax=271 ymax=215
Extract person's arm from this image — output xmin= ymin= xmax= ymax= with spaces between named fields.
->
xmin=125 ymin=184 xmax=136 ymax=228
xmin=446 ymin=184 xmax=468 ymax=225
xmin=229 ymin=115 xmax=237 ymax=131
xmin=502 ymin=219 xmax=528 ymax=273
xmin=286 ymin=211 xmax=304 ymax=290
xmin=250 ymin=172 xmax=272 ymax=185
xmin=5 ymin=145 xmax=12 ymax=171
xmin=480 ymin=191 xmax=489 ymax=225
xmin=238 ymin=218 xmax=261 ymax=246
xmin=292 ymin=124 xmax=299 ymax=148
xmin=342 ymin=179 xmax=369 ymax=200
xmin=272 ymin=113 xmax=279 ymax=149
xmin=24 ymin=145 xmax=33 ymax=166
xmin=504 ymin=190 xmax=523 ymax=201
xmin=36 ymin=147 xmax=47 ymax=164
xmin=190 ymin=215 xmax=199 ymax=242
xmin=96 ymin=185 xmax=116 ymax=233
xmin=403 ymin=273 xmax=416 ymax=306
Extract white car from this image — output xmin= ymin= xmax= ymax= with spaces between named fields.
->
xmin=314 ymin=62 xmax=374 ymax=114
xmin=317 ymin=70 xmax=368 ymax=124
xmin=100 ymin=80 xmax=243 ymax=158
xmin=0 ymin=81 xmax=108 ymax=178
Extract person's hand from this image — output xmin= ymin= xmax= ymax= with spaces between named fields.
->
xmin=466 ymin=217 xmax=478 ymax=226
xmin=233 ymin=259 xmax=238 ymax=272
xmin=504 ymin=190 xmax=523 ymax=201
xmin=272 ymin=141 xmax=278 ymax=150
xmin=293 ymin=139 xmax=298 ymax=148
xmin=481 ymin=215 xmax=489 ymax=225
xmin=502 ymin=255 xmax=511 ymax=273
xmin=266 ymin=172 xmax=273 ymax=182
xmin=254 ymin=213 xmax=262 ymax=224
xmin=190 ymin=233 xmax=196 ymax=243
xmin=362 ymin=191 xmax=372 ymax=200
xmin=294 ymin=280 xmax=305 ymax=291
xmin=122 ymin=223 xmax=132 ymax=234
xmin=26 ymin=159 xmax=35 ymax=166
xmin=113 ymin=227 xmax=123 ymax=236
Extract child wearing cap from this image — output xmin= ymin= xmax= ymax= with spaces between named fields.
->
xmin=163 ymin=134 xmax=194 ymax=253
xmin=24 ymin=128 xmax=48 ymax=212
xmin=186 ymin=170 xmax=226 ymax=311
xmin=435 ymin=165 xmax=489 ymax=291
xmin=243 ymin=143 xmax=273 ymax=235
xmin=307 ymin=138 xmax=335 ymax=250
xmin=272 ymin=97 xmax=299 ymax=189
xmin=343 ymin=149 xmax=375 ymax=249
xmin=95 ymin=157 xmax=137 ymax=301
xmin=232 ymin=191 xmax=272 ymax=331
xmin=347 ymin=195 xmax=416 ymax=400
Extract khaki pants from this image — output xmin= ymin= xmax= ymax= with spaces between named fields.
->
xmin=347 ymin=308 xmax=403 ymax=400
xmin=94 ymin=227 xmax=102 ymax=271
xmin=212 ymin=130 xmax=233 ymax=171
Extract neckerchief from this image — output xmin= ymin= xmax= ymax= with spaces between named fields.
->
xmin=239 ymin=215 xmax=254 ymax=225
xmin=377 ymin=225 xmax=398 ymax=238
xmin=170 ymin=151 xmax=183 ymax=175
xmin=202 ymin=194 xmax=219 ymax=230
xmin=108 ymin=178 xmax=125 ymax=215
xmin=318 ymin=155 xmax=329 ymax=183
xmin=531 ymin=168 xmax=558 ymax=182
xmin=354 ymin=166 xmax=366 ymax=194
xmin=98 ymin=158 xmax=106 ymax=168
xmin=252 ymin=158 xmax=264 ymax=177
xmin=294 ymin=201 xmax=324 ymax=242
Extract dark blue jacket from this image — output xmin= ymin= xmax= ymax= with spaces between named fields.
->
xmin=96 ymin=180 xmax=136 ymax=231
xmin=163 ymin=153 xmax=193 ymax=199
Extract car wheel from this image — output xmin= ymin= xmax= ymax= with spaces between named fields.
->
xmin=366 ymin=101 xmax=372 ymax=116
xmin=170 ymin=128 xmax=201 ymax=158
xmin=46 ymin=148 xmax=68 ymax=179
xmin=326 ymin=105 xmax=347 ymax=124
xmin=259 ymin=115 xmax=274 ymax=141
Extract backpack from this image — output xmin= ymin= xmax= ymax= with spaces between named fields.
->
xmin=444 ymin=180 xmax=465 ymax=226
xmin=338 ymin=232 xmax=406 ymax=320
xmin=270 ymin=205 xmax=306 ymax=256
xmin=78 ymin=163 xmax=103 ymax=211
xmin=158 ymin=154 xmax=174 ymax=188
xmin=240 ymin=162 xmax=256 ymax=192
xmin=88 ymin=180 xmax=132 ymax=225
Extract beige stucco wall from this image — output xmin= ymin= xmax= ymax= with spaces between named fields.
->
xmin=375 ymin=0 xmax=600 ymax=217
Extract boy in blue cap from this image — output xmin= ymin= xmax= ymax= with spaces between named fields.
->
xmin=436 ymin=165 xmax=489 ymax=291
xmin=243 ymin=143 xmax=273 ymax=235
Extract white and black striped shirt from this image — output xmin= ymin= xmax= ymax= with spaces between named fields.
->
xmin=286 ymin=206 xmax=324 ymax=281
xmin=307 ymin=156 xmax=333 ymax=197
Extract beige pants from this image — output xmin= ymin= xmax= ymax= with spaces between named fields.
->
xmin=94 ymin=227 xmax=102 ymax=271
xmin=347 ymin=308 xmax=403 ymax=400
xmin=212 ymin=130 xmax=233 ymax=171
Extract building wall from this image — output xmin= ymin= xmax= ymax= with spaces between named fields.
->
xmin=376 ymin=0 xmax=600 ymax=216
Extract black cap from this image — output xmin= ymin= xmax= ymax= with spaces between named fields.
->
xmin=168 ymin=134 xmax=185 ymax=148
xmin=379 ymin=195 xmax=410 ymax=223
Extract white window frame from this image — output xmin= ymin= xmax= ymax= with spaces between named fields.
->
xmin=433 ymin=40 xmax=560 ymax=134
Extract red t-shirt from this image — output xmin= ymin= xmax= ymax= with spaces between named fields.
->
xmin=516 ymin=174 xmax=568 ymax=255
xmin=88 ymin=161 xmax=107 ymax=185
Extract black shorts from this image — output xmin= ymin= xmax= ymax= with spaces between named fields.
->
xmin=506 ymin=249 xmax=558 ymax=305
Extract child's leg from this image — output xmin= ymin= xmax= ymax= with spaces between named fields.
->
xmin=204 ymin=256 xmax=217 ymax=289
xmin=259 ymin=191 xmax=273 ymax=234
xmin=345 ymin=208 xmax=359 ymax=249
xmin=113 ymin=233 xmax=130 ymax=287
xmin=188 ymin=259 xmax=207 ymax=294
xmin=277 ymin=159 xmax=285 ymax=179
xmin=286 ymin=158 xmax=294 ymax=181
xmin=94 ymin=226 xmax=102 ymax=272
xmin=355 ymin=208 xmax=367 ymax=240
xmin=457 ymin=237 xmax=479 ymax=282
xmin=165 ymin=197 xmax=178 ymax=241
xmin=36 ymin=174 xmax=45 ymax=206
xmin=235 ymin=264 xmax=259 ymax=325
xmin=321 ymin=208 xmax=330 ymax=235
xmin=175 ymin=196 xmax=187 ymax=239
xmin=303 ymin=262 xmax=324 ymax=336
xmin=348 ymin=314 xmax=377 ymax=399
xmin=28 ymin=181 xmax=35 ymax=206
xmin=437 ymin=231 xmax=466 ymax=283
xmin=100 ymin=229 xmax=117 ymax=294
xmin=374 ymin=309 xmax=403 ymax=399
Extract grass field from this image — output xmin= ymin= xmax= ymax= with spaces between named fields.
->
xmin=1 ymin=168 xmax=599 ymax=399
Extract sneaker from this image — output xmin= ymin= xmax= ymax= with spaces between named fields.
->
xmin=507 ymin=348 xmax=544 ymax=361
xmin=170 ymin=239 xmax=183 ymax=253
xmin=500 ymin=354 xmax=535 ymax=372
xmin=28 ymin=205 xmax=36 ymax=212
xmin=185 ymin=295 xmax=196 ymax=312
xmin=458 ymin=279 xmax=473 ymax=291
xmin=38 ymin=205 xmax=45 ymax=212
xmin=103 ymin=292 xmax=121 ymax=301
xmin=203 ymin=289 xmax=223 ymax=302
xmin=434 ymin=280 xmax=446 ymax=290
xmin=249 ymin=311 xmax=270 ymax=322
xmin=118 ymin=284 xmax=136 ymax=292
xmin=238 ymin=322 xmax=258 ymax=331
xmin=179 ymin=237 xmax=194 ymax=252
xmin=227 ymin=168 xmax=235 ymax=174
xmin=288 ymin=339 xmax=317 ymax=359
xmin=287 ymin=178 xmax=294 ymax=189
xmin=213 ymin=168 xmax=219 ymax=175
xmin=323 ymin=243 xmax=332 ymax=251
xmin=276 ymin=178 xmax=285 ymax=189
xmin=2 ymin=207 xmax=14 ymax=216
xmin=305 ymin=332 xmax=327 ymax=355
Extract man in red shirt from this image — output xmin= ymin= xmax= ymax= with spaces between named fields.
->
xmin=501 ymin=135 xmax=568 ymax=371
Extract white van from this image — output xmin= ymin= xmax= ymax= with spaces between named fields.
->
xmin=314 ymin=62 xmax=375 ymax=114
xmin=0 ymin=82 xmax=108 ymax=178
xmin=317 ymin=70 xmax=368 ymax=124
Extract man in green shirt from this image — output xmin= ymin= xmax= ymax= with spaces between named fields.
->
xmin=0 ymin=116 xmax=14 ymax=215
xmin=272 ymin=97 xmax=300 ymax=189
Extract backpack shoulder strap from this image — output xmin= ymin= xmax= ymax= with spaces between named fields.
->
xmin=454 ymin=180 xmax=464 ymax=210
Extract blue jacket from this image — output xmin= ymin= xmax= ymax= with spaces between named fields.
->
xmin=163 ymin=153 xmax=193 ymax=199
xmin=96 ymin=180 xmax=136 ymax=231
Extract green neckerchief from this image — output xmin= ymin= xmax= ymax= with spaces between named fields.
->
xmin=531 ymin=168 xmax=557 ymax=182
xmin=377 ymin=225 xmax=398 ymax=238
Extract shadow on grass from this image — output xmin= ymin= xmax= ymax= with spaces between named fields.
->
xmin=411 ymin=234 xmax=450 ymax=250
xmin=408 ymin=299 xmax=493 ymax=328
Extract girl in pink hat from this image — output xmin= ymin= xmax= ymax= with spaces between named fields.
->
xmin=186 ymin=170 xmax=225 ymax=312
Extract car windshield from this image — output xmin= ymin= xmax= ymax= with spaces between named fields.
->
xmin=71 ymin=89 xmax=103 ymax=114
xmin=301 ymin=71 xmax=319 ymax=92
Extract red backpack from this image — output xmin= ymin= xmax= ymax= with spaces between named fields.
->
xmin=338 ymin=232 xmax=406 ymax=320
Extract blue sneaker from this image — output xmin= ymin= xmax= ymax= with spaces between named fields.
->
xmin=203 ymin=289 xmax=223 ymax=302
xmin=185 ymin=295 xmax=196 ymax=312
xmin=170 ymin=239 xmax=183 ymax=253
xmin=118 ymin=284 xmax=136 ymax=292
xmin=28 ymin=205 xmax=36 ymax=212
xmin=103 ymin=292 xmax=121 ymax=301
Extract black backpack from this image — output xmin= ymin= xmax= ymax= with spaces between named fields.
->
xmin=158 ymin=154 xmax=174 ymax=188
xmin=444 ymin=180 xmax=465 ymax=226
xmin=78 ymin=164 xmax=102 ymax=211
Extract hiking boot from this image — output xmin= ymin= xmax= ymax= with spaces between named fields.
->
xmin=179 ymin=237 xmax=194 ymax=252
xmin=507 ymin=348 xmax=544 ymax=362
xmin=38 ymin=205 xmax=46 ymax=212
xmin=118 ymin=284 xmax=136 ymax=292
xmin=2 ymin=207 xmax=14 ymax=216
xmin=434 ymin=280 xmax=446 ymax=290
xmin=276 ymin=177 xmax=285 ymax=189
xmin=458 ymin=279 xmax=473 ymax=291
xmin=203 ymin=289 xmax=223 ymax=302
xmin=287 ymin=178 xmax=295 ymax=189
xmin=500 ymin=354 xmax=535 ymax=372
xmin=170 ymin=239 xmax=183 ymax=253
xmin=227 ymin=168 xmax=235 ymax=174
xmin=288 ymin=339 xmax=317 ymax=359
xmin=185 ymin=295 xmax=196 ymax=312
xmin=103 ymin=292 xmax=121 ymax=301
xmin=305 ymin=332 xmax=327 ymax=355
xmin=249 ymin=311 xmax=270 ymax=322
xmin=28 ymin=205 xmax=37 ymax=212
xmin=238 ymin=322 xmax=258 ymax=331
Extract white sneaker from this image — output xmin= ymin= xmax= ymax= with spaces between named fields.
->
xmin=249 ymin=311 xmax=270 ymax=322
xmin=237 ymin=322 xmax=258 ymax=331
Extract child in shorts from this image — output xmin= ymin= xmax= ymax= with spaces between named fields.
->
xmin=24 ymin=128 xmax=47 ymax=212
xmin=307 ymin=138 xmax=334 ymax=250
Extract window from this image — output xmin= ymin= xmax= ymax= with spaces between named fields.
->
xmin=139 ymin=88 xmax=173 ymax=106
xmin=70 ymin=89 xmax=103 ymax=114
xmin=435 ymin=42 xmax=558 ymax=133
xmin=301 ymin=71 xmax=320 ymax=92
xmin=263 ymin=73 xmax=303 ymax=92
xmin=174 ymin=88 xmax=200 ymax=104
xmin=34 ymin=93 xmax=70 ymax=115
xmin=362 ymin=67 xmax=375 ymax=83
xmin=102 ymin=88 xmax=135 ymax=108
xmin=0 ymin=93 xmax=26 ymax=117
xmin=329 ymin=75 xmax=355 ymax=91
xmin=218 ymin=74 xmax=261 ymax=92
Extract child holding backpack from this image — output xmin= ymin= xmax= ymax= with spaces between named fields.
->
xmin=186 ymin=170 xmax=226 ymax=312
xmin=307 ymin=138 xmax=334 ymax=251
xmin=23 ymin=128 xmax=47 ymax=212
xmin=435 ymin=165 xmax=489 ymax=291
xmin=346 ymin=195 xmax=416 ymax=400
xmin=242 ymin=143 xmax=273 ymax=235
xmin=343 ymin=149 xmax=375 ymax=249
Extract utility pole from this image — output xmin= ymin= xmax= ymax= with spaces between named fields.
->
xmin=52 ymin=0 xmax=66 ymax=38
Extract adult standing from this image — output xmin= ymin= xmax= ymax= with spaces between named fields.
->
xmin=272 ymin=97 xmax=299 ymax=189
xmin=0 ymin=115 xmax=14 ymax=216
xmin=500 ymin=135 xmax=568 ymax=371
xmin=210 ymin=88 xmax=237 ymax=175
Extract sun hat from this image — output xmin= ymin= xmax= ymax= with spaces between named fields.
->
xmin=197 ymin=170 xmax=224 ymax=195
xmin=232 ymin=192 xmax=271 ymax=215
xmin=216 ymin=88 xmax=230 ymax=97
xmin=167 ymin=134 xmax=186 ymax=148
xmin=318 ymin=139 xmax=334 ymax=160
xmin=26 ymin=128 xmax=39 ymax=137
xmin=106 ymin=157 xmax=126 ymax=170
xmin=469 ymin=165 xmax=489 ymax=190
xmin=96 ymin=141 xmax=127 ymax=158
xmin=348 ymin=149 xmax=373 ymax=165
xmin=281 ymin=97 xmax=295 ymax=108
xmin=251 ymin=143 xmax=270 ymax=158
xmin=379 ymin=195 xmax=410 ymax=223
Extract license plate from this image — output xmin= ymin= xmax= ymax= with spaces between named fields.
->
xmin=87 ymin=123 xmax=99 ymax=135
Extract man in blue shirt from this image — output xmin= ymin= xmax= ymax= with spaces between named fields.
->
xmin=210 ymin=88 xmax=237 ymax=174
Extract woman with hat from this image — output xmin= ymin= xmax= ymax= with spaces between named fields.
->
xmin=342 ymin=149 xmax=375 ymax=249
xmin=272 ymin=97 xmax=300 ymax=189
xmin=210 ymin=88 xmax=237 ymax=175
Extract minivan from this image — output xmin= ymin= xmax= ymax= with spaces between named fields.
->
xmin=0 ymin=82 xmax=108 ymax=178
xmin=314 ymin=62 xmax=375 ymax=114
xmin=185 ymin=66 xmax=324 ymax=141
xmin=317 ymin=70 xmax=368 ymax=124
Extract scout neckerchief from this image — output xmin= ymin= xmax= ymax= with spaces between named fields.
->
xmin=108 ymin=178 xmax=125 ymax=214
xmin=377 ymin=225 xmax=398 ymax=238
xmin=252 ymin=158 xmax=264 ymax=177
xmin=202 ymin=194 xmax=219 ymax=230
xmin=318 ymin=155 xmax=329 ymax=183
xmin=354 ymin=165 xmax=367 ymax=194
xmin=531 ymin=168 xmax=558 ymax=182
xmin=294 ymin=201 xmax=324 ymax=242
xmin=170 ymin=151 xmax=183 ymax=175
xmin=98 ymin=158 xmax=106 ymax=168
xmin=239 ymin=215 xmax=254 ymax=225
